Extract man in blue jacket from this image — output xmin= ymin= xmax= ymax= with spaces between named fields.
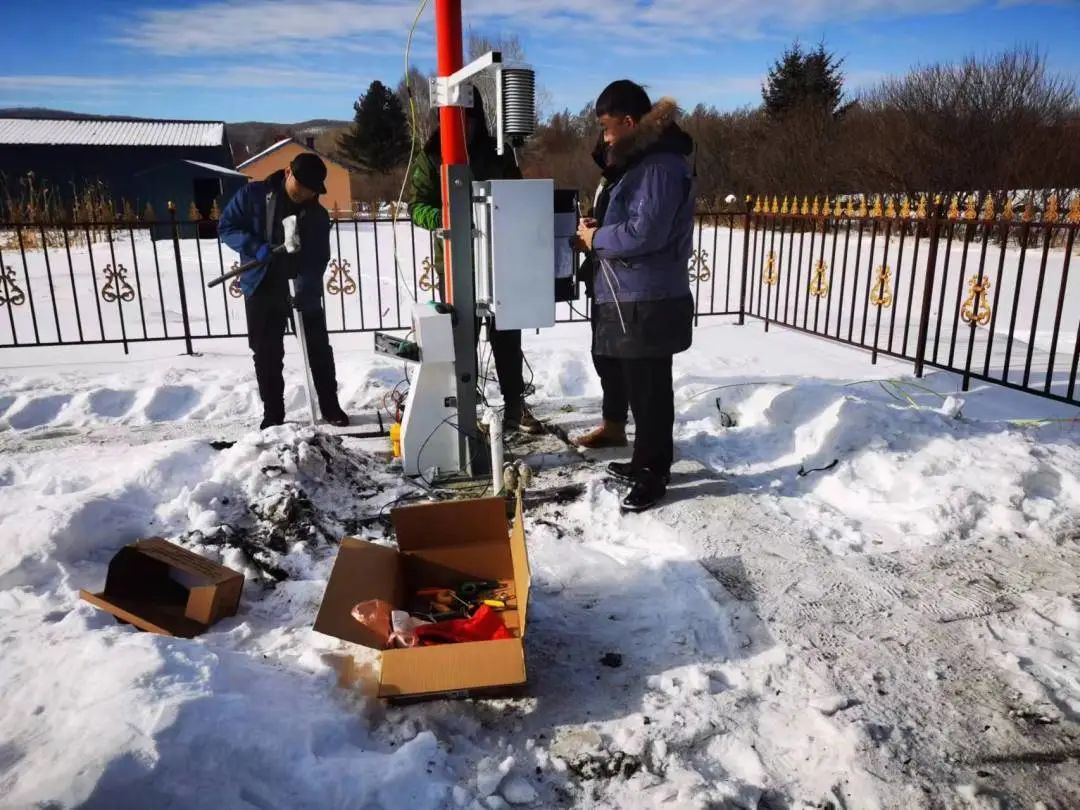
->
xmin=576 ymin=81 xmax=695 ymax=512
xmin=219 ymin=153 xmax=350 ymax=429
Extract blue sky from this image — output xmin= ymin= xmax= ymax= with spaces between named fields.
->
xmin=1 ymin=0 xmax=1078 ymax=122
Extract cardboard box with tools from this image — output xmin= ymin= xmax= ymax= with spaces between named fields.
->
xmin=314 ymin=495 xmax=531 ymax=701
xmin=80 ymin=538 xmax=244 ymax=638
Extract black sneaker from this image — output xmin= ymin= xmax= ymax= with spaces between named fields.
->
xmin=259 ymin=415 xmax=285 ymax=430
xmin=608 ymin=461 xmax=670 ymax=485
xmin=607 ymin=461 xmax=636 ymax=482
xmin=621 ymin=469 xmax=667 ymax=513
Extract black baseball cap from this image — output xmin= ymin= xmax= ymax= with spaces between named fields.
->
xmin=290 ymin=152 xmax=327 ymax=195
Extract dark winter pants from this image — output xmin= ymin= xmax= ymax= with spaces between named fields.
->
xmin=478 ymin=318 xmax=524 ymax=405
xmin=593 ymin=354 xmax=630 ymax=423
xmin=245 ymin=280 xmax=340 ymax=421
xmin=621 ymin=355 xmax=675 ymax=477
xmin=590 ymin=310 xmax=630 ymax=423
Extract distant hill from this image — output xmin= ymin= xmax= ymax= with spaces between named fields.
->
xmin=0 ymin=107 xmax=145 ymax=121
xmin=227 ymin=118 xmax=351 ymax=163
xmin=0 ymin=108 xmax=351 ymax=167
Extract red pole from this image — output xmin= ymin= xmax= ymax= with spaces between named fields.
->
xmin=435 ymin=0 xmax=466 ymax=304
xmin=435 ymin=0 xmax=467 ymax=166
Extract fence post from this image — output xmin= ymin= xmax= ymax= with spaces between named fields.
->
xmin=738 ymin=198 xmax=752 ymax=325
xmin=913 ymin=197 xmax=944 ymax=378
xmin=168 ymin=202 xmax=195 ymax=356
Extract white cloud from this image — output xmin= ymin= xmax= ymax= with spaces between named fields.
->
xmin=844 ymin=69 xmax=891 ymax=91
xmin=116 ymin=0 xmax=1028 ymax=55
xmin=0 ymin=75 xmax=132 ymax=90
xmin=115 ymin=1 xmax=421 ymax=55
xmin=655 ymin=75 xmax=764 ymax=103
xmin=0 ymin=67 xmax=361 ymax=94
xmin=178 ymin=66 xmax=362 ymax=90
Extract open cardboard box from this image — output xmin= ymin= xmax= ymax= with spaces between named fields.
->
xmin=314 ymin=495 xmax=530 ymax=701
xmin=80 ymin=538 xmax=244 ymax=638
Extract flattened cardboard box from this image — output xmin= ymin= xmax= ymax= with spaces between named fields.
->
xmin=80 ymin=538 xmax=244 ymax=638
xmin=314 ymin=496 xmax=531 ymax=700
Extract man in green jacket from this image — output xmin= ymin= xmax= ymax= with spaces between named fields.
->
xmin=409 ymin=90 xmax=540 ymax=434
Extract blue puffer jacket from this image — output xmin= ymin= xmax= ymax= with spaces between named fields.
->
xmin=589 ymin=98 xmax=696 ymax=359
xmin=591 ymin=98 xmax=695 ymax=306
xmin=218 ymin=169 xmax=331 ymax=312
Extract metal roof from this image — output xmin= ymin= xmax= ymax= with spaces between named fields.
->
xmin=236 ymin=138 xmax=294 ymax=169
xmin=236 ymin=137 xmax=356 ymax=172
xmin=183 ymin=160 xmax=248 ymax=176
xmin=133 ymin=159 xmax=250 ymax=178
xmin=0 ymin=118 xmax=226 ymax=147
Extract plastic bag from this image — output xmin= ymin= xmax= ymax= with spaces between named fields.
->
xmin=388 ymin=610 xmax=430 ymax=648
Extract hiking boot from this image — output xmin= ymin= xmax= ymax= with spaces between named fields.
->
xmin=608 ymin=461 xmax=670 ymax=485
xmin=321 ymin=406 xmax=350 ymax=428
xmin=621 ymin=469 xmax=667 ymax=513
xmin=259 ymin=414 xmax=285 ymax=430
xmin=575 ymin=420 xmax=628 ymax=449
xmin=505 ymin=402 xmax=543 ymax=435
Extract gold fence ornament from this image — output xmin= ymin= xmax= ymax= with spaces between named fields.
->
xmin=809 ymin=259 xmax=829 ymax=298
xmin=764 ymin=251 xmax=778 ymax=286
xmin=870 ymin=265 xmax=893 ymax=308
xmin=326 ymin=258 xmax=357 ymax=296
xmin=960 ymin=275 xmax=993 ymax=327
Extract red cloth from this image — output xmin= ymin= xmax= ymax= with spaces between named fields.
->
xmin=413 ymin=605 xmax=511 ymax=645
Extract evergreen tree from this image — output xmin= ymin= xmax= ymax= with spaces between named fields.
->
xmin=336 ymin=80 xmax=410 ymax=173
xmin=763 ymin=42 xmax=847 ymax=119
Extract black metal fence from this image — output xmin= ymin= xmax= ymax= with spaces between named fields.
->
xmin=0 ymin=207 xmax=451 ymax=354
xmin=742 ymin=194 xmax=1080 ymax=405
xmin=0 ymin=208 xmax=744 ymax=352
xmin=2 ymin=197 xmax=1078 ymax=407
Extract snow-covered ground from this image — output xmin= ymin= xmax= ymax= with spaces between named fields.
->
xmin=1 ymin=316 xmax=1079 ymax=809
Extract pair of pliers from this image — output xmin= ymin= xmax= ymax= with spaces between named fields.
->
xmin=457 ymin=580 xmax=501 ymax=599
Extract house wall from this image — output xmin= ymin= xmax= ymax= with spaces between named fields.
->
xmin=0 ymin=143 xmax=233 ymax=213
xmin=238 ymin=142 xmax=353 ymax=216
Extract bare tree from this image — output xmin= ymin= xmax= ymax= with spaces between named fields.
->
xmin=858 ymin=47 xmax=1080 ymax=193
xmin=509 ymin=46 xmax=1078 ymax=209
xmin=396 ymin=65 xmax=435 ymax=148
xmin=466 ymin=29 xmax=530 ymax=135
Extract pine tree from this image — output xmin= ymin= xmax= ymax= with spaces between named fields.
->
xmin=336 ymin=80 xmax=411 ymax=173
xmin=763 ymin=42 xmax=847 ymax=119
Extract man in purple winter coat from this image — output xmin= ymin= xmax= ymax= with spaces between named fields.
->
xmin=576 ymin=80 xmax=695 ymax=512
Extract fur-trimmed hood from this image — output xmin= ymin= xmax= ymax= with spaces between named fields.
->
xmin=607 ymin=97 xmax=693 ymax=169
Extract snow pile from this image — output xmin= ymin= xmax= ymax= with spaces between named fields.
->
xmin=673 ymin=375 xmax=1080 ymax=554
xmin=163 ymin=427 xmax=411 ymax=583
xmin=0 ymin=426 xmax=410 ymax=589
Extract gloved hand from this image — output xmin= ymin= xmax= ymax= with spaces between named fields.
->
xmin=255 ymin=242 xmax=273 ymax=264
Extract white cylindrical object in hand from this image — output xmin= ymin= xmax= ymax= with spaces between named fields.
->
xmin=282 ymin=214 xmax=302 ymax=253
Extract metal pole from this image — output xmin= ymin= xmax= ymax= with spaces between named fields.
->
xmin=738 ymin=199 xmax=751 ymax=325
xmin=436 ymin=0 xmax=467 ymax=307
xmin=168 ymin=202 xmax=195 ymax=355
xmin=435 ymin=0 xmax=487 ymax=477
xmin=436 ymin=0 xmax=467 ymax=169
xmin=446 ymin=164 xmax=487 ymax=476
xmin=913 ymin=199 xmax=944 ymax=378
xmin=288 ymin=279 xmax=320 ymax=426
